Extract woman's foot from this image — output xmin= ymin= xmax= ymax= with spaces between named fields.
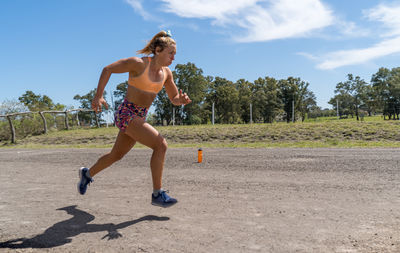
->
xmin=77 ymin=167 xmax=93 ymax=195
xmin=151 ymin=190 xmax=177 ymax=208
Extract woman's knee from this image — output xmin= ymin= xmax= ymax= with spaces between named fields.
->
xmin=154 ymin=137 xmax=168 ymax=152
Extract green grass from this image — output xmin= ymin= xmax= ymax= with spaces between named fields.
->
xmin=304 ymin=115 xmax=384 ymax=122
xmin=1 ymin=116 xmax=400 ymax=148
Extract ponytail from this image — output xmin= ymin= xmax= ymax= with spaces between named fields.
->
xmin=137 ymin=30 xmax=176 ymax=55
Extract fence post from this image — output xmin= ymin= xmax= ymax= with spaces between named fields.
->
xmin=250 ymin=103 xmax=253 ymax=124
xmin=6 ymin=115 xmax=16 ymax=144
xmin=53 ymin=114 xmax=57 ymax=128
xmin=39 ymin=111 xmax=47 ymax=134
xmin=172 ymin=107 xmax=175 ymax=126
xmin=76 ymin=111 xmax=80 ymax=127
xmin=95 ymin=112 xmax=100 ymax=128
xmin=64 ymin=111 xmax=69 ymax=130
xmin=212 ymin=102 xmax=215 ymax=125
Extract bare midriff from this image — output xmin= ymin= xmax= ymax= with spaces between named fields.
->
xmin=125 ymin=85 xmax=157 ymax=108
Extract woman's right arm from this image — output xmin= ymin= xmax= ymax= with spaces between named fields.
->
xmin=92 ymin=57 xmax=142 ymax=113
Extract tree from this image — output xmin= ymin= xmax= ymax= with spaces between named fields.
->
xmin=0 ymin=99 xmax=28 ymax=115
xmin=328 ymin=93 xmax=353 ymax=117
xmin=277 ymin=77 xmax=317 ymax=122
xmin=278 ymin=77 xmax=299 ymax=123
xmin=18 ymin=90 xmax=58 ymax=111
xmin=203 ymin=77 xmax=241 ymax=124
xmin=152 ymin=62 xmax=208 ymax=125
xmin=74 ymin=89 xmax=107 ymax=110
xmin=308 ymin=106 xmax=336 ymax=119
xmin=219 ymin=80 xmax=240 ymax=124
xmin=200 ymin=75 xmax=215 ymax=124
xmin=236 ymin=79 xmax=252 ymax=123
xmin=360 ymin=85 xmax=376 ymax=116
xmin=74 ymin=89 xmax=107 ymax=125
xmin=18 ymin=91 xmax=40 ymax=110
xmin=172 ymin=63 xmax=208 ymax=125
xmin=251 ymin=77 xmax=282 ymax=123
xmin=154 ymin=88 xmax=173 ymax=125
xmin=113 ymin=81 xmax=128 ymax=110
xmin=388 ymin=67 xmax=400 ymax=119
xmin=371 ymin=67 xmax=390 ymax=117
xmin=299 ymin=89 xmax=317 ymax=121
xmin=334 ymin=74 xmax=368 ymax=121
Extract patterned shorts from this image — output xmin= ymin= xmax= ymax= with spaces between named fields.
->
xmin=115 ymin=99 xmax=148 ymax=131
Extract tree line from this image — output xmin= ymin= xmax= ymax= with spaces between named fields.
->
xmin=113 ymin=63 xmax=318 ymax=125
xmin=2 ymin=64 xmax=400 ymax=128
xmin=118 ymin=63 xmax=400 ymax=125
xmin=329 ymin=68 xmax=400 ymax=120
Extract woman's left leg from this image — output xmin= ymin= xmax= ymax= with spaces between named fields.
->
xmin=124 ymin=117 xmax=167 ymax=190
xmin=89 ymin=130 xmax=136 ymax=177
xmin=78 ymin=131 xmax=135 ymax=195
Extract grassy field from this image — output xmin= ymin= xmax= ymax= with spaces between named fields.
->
xmin=2 ymin=116 xmax=400 ymax=148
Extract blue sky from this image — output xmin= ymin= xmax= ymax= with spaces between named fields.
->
xmin=1 ymin=0 xmax=400 ymax=112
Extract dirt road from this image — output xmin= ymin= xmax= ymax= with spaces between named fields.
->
xmin=0 ymin=148 xmax=399 ymax=252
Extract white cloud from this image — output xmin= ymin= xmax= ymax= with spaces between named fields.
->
xmin=312 ymin=2 xmax=400 ymax=70
xmin=317 ymin=37 xmax=400 ymax=70
xmin=297 ymin=52 xmax=318 ymax=61
xmin=160 ymin=0 xmax=258 ymax=22
xmin=127 ymin=0 xmax=400 ymax=70
xmin=335 ymin=20 xmax=370 ymax=38
xmin=125 ymin=0 xmax=154 ymax=20
xmin=364 ymin=3 xmax=400 ymax=37
xmin=159 ymin=0 xmax=334 ymax=42
xmin=235 ymin=0 xmax=334 ymax=42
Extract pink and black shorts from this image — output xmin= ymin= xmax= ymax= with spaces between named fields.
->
xmin=115 ymin=98 xmax=148 ymax=131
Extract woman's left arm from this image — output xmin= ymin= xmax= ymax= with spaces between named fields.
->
xmin=164 ymin=68 xmax=192 ymax=106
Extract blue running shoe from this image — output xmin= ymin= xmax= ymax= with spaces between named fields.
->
xmin=77 ymin=167 xmax=93 ymax=195
xmin=151 ymin=190 xmax=178 ymax=208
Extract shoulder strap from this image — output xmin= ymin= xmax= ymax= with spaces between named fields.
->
xmin=143 ymin=57 xmax=151 ymax=73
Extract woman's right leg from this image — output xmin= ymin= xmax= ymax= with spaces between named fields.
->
xmin=88 ymin=130 xmax=136 ymax=177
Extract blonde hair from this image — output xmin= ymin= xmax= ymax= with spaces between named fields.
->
xmin=137 ymin=31 xmax=176 ymax=55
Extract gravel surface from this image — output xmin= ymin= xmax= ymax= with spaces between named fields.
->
xmin=0 ymin=148 xmax=399 ymax=252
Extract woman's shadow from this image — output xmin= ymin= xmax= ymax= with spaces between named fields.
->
xmin=0 ymin=205 xmax=169 ymax=249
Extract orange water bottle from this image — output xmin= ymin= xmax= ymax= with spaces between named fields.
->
xmin=198 ymin=148 xmax=203 ymax=163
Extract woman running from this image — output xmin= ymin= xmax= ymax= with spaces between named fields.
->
xmin=77 ymin=30 xmax=191 ymax=208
